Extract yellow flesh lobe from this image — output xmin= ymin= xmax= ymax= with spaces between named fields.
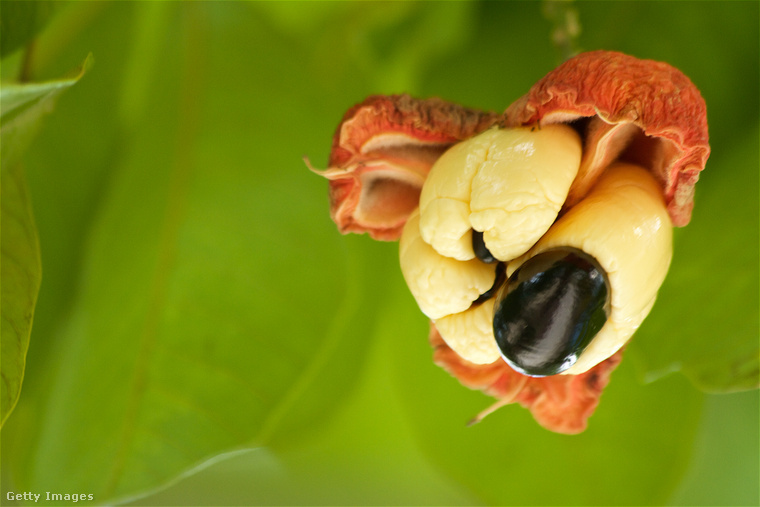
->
xmin=419 ymin=125 xmax=582 ymax=262
xmin=399 ymin=209 xmax=496 ymax=320
xmin=508 ymin=162 xmax=673 ymax=374
xmin=402 ymin=124 xmax=670 ymax=372
xmin=434 ymin=301 xmax=500 ymax=364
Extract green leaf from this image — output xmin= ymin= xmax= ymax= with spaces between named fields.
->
xmin=0 ymin=53 xmax=92 ymax=172
xmin=668 ymin=390 xmax=760 ymax=506
xmin=0 ymin=163 xmax=41 ymax=427
xmin=0 ymin=0 xmax=57 ymax=58
xmin=127 ymin=294 xmax=482 ymax=505
xmin=0 ymin=56 xmax=89 ymax=428
xmin=0 ymin=57 xmax=91 ymax=116
xmin=6 ymin=3 xmax=384 ymax=503
xmin=628 ymin=124 xmax=760 ymax=392
xmin=350 ymin=2 xmax=477 ymax=92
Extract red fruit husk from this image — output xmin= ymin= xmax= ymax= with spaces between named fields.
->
xmin=311 ymin=94 xmax=498 ymax=240
xmin=503 ymin=50 xmax=710 ymax=226
xmin=431 ymin=325 xmax=624 ymax=434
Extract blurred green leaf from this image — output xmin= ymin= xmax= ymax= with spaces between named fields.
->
xmin=629 ymin=124 xmax=760 ymax=393
xmin=352 ymin=2 xmax=476 ymax=92
xmin=6 ymin=3 xmax=382 ymax=503
xmin=0 ymin=0 xmax=57 ymax=58
xmin=0 ymin=164 xmax=41 ymax=427
xmin=668 ymin=389 xmax=760 ymax=506
xmin=0 ymin=53 xmax=92 ymax=172
xmin=0 ymin=55 xmax=89 ymax=427
xmin=0 ymin=54 xmax=91 ymax=116
xmin=128 ymin=290 xmax=482 ymax=505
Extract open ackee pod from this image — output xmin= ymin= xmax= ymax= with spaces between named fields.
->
xmin=312 ymin=50 xmax=710 ymax=434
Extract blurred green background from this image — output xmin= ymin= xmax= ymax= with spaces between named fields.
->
xmin=1 ymin=1 xmax=758 ymax=505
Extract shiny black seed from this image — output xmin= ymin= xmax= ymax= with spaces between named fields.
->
xmin=472 ymin=230 xmax=497 ymax=263
xmin=473 ymin=263 xmax=506 ymax=305
xmin=492 ymin=248 xmax=609 ymax=377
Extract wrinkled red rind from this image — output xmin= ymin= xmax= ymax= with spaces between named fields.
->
xmin=503 ymin=50 xmax=710 ymax=226
xmin=321 ymin=94 xmax=498 ymax=240
xmin=430 ymin=324 xmax=623 ymax=434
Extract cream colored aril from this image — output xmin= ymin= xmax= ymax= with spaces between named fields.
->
xmin=418 ymin=125 xmax=582 ymax=262
xmin=399 ymin=209 xmax=497 ymax=321
xmin=399 ymin=209 xmax=500 ymax=363
xmin=506 ymin=162 xmax=673 ymax=375
xmin=434 ymin=300 xmax=500 ymax=364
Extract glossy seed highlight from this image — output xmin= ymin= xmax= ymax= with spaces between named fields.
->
xmin=493 ymin=248 xmax=609 ymax=377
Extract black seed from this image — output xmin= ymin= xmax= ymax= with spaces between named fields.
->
xmin=473 ymin=263 xmax=506 ymax=305
xmin=492 ymin=248 xmax=610 ymax=377
xmin=472 ymin=230 xmax=497 ymax=263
